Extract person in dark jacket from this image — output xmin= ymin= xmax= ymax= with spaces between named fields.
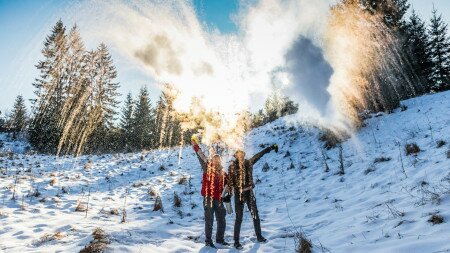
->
xmin=191 ymin=136 xmax=229 ymax=248
xmin=228 ymin=144 xmax=278 ymax=249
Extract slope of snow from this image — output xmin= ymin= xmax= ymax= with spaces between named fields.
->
xmin=0 ymin=91 xmax=449 ymax=253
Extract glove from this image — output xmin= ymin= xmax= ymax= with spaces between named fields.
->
xmin=222 ymin=194 xmax=231 ymax=203
xmin=273 ymin=144 xmax=278 ymax=153
xmin=191 ymin=134 xmax=199 ymax=145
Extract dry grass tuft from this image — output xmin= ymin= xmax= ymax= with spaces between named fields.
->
xmin=374 ymin=156 xmax=391 ymax=163
xmin=436 ymin=139 xmax=446 ymax=148
xmin=49 ymin=178 xmax=57 ymax=186
xmin=428 ymin=214 xmax=444 ymax=225
xmin=405 ymin=143 xmax=420 ymax=155
xmin=296 ymin=233 xmax=312 ymax=253
xmin=75 ymin=201 xmax=87 ymax=212
xmin=109 ymin=208 xmax=119 ymax=215
xmin=153 ymin=196 xmax=164 ymax=212
xmin=364 ymin=167 xmax=376 ymax=175
xmin=79 ymin=228 xmax=109 ymax=253
xmin=319 ymin=129 xmax=347 ymax=150
xmin=33 ymin=231 xmax=65 ymax=246
xmin=178 ymin=176 xmax=188 ymax=185
xmin=132 ymin=181 xmax=144 ymax=188
xmin=173 ymin=192 xmax=182 ymax=208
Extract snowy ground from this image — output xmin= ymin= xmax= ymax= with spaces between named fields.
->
xmin=1 ymin=91 xmax=449 ymax=253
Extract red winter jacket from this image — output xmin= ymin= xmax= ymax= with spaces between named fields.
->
xmin=193 ymin=144 xmax=227 ymax=200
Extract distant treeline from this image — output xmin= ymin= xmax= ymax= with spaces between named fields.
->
xmin=0 ymin=20 xmax=297 ymax=155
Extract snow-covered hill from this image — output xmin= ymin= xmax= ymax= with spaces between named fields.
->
xmin=1 ymin=91 xmax=449 ymax=253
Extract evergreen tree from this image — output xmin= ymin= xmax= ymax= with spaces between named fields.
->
xmin=251 ymin=93 xmax=298 ymax=128
xmin=132 ymin=87 xmax=154 ymax=150
xmin=361 ymin=0 xmax=409 ymax=29
xmin=405 ymin=9 xmax=433 ymax=91
xmin=428 ymin=7 xmax=450 ymax=90
xmin=154 ymin=84 xmax=182 ymax=148
xmin=120 ymin=92 xmax=135 ymax=152
xmin=29 ymin=20 xmax=67 ymax=153
xmin=85 ymin=43 xmax=121 ymax=153
xmin=11 ymin=95 xmax=28 ymax=139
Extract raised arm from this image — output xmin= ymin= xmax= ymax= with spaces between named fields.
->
xmin=249 ymin=144 xmax=278 ymax=165
xmin=192 ymin=136 xmax=208 ymax=171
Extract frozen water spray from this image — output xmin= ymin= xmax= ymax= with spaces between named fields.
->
xmin=62 ymin=0 xmax=419 ymax=150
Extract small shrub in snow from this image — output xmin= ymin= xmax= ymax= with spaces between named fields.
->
xmin=33 ymin=231 xmax=65 ymax=246
xmin=49 ymin=178 xmax=57 ymax=186
xmin=428 ymin=214 xmax=444 ymax=225
xmin=159 ymin=165 xmax=166 ymax=171
xmin=373 ymin=156 xmax=391 ymax=163
xmin=288 ymin=162 xmax=295 ymax=170
xmin=79 ymin=228 xmax=109 ymax=253
xmin=75 ymin=201 xmax=87 ymax=212
xmin=178 ymin=175 xmax=187 ymax=185
xmin=109 ymin=208 xmax=119 ymax=215
xmin=262 ymin=162 xmax=270 ymax=172
xmin=405 ymin=143 xmax=420 ymax=155
xmin=153 ymin=196 xmax=164 ymax=212
xmin=436 ymin=139 xmax=446 ymax=148
xmin=132 ymin=181 xmax=144 ymax=188
xmin=364 ymin=167 xmax=376 ymax=175
xmin=61 ymin=186 xmax=69 ymax=194
xmin=295 ymin=233 xmax=312 ymax=253
xmin=319 ymin=130 xmax=344 ymax=150
xmin=173 ymin=192 xmax=182 ymax=208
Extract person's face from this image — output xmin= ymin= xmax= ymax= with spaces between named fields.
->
xmin=236 ymin=152 xmax=245 ymax=162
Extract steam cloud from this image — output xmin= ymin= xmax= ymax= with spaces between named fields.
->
xmin=285 ymin=36 xmax=333 ymax=117
xmin=70 ymin=0 xmax=372 ymax=146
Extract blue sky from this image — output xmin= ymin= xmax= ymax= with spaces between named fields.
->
xmin=0 ymin=0 xmax=448 ymax=114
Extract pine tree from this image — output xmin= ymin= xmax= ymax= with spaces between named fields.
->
xmin=29 ymin=20 xmax=67 ymax=153
xmin=56 ymin=25 xmax=91 ymax=155
xmin=361 ymin=0 xmax=409 ymax=29
xmin=428 ymin=7 xmax=450 ymax=90
xmin=120 ymin=92 xmax=135 ymax=152
xmin=154 ymin=84 xmax=182 ymax=148
xmin=132 ymin=87 xmax=155 ymax=150
xmin=85 ymin=43 xmax=121 ymax=153
xmin=11 ymin=95 xmax=28 ymax=139
xmin=405 ymin=9 xmax=433 ymax=91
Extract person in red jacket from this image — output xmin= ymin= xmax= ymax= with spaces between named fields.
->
xmin=192 ymin=136 xmax=229 ymax=248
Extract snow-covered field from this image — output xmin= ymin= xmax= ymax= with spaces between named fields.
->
xmin=1 ymin=91 xmax=449 ymax=253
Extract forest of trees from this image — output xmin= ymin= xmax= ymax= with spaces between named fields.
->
xmin=1 ymin=0 xmax=449 ymax=155
xmin=377 ymin=1 xmax=449 ymax=89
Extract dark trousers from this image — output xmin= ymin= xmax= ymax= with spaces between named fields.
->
xmin=233 ymin=190 xmax=262 ymax=243
xmin=203 ymin=197 xmax=227 ymax=243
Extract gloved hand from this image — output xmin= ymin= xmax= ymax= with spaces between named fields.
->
xmin=222 ymin=194 xmax=231 ymax=203
xmin=191 ymin=134 xmax=199 ymax=145
xmin=273 ymin=144 xmax=278 ymax=153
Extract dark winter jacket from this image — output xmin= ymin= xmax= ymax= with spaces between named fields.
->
xmin=228 ymin=146 xmax=273 ymax=194
xmin=193 ymin=144 xmax=227 ymax=200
